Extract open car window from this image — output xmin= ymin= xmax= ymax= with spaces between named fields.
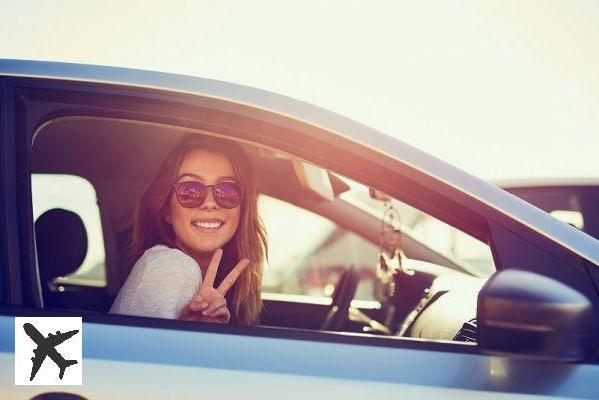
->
xmin=28 ymin=114 xmax=497 ymax=344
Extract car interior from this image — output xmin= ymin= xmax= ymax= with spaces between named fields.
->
xmin=31 ymin=116 xmax=490 ymax=342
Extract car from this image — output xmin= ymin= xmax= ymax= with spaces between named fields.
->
xmin=498 ymin=178 xmax=599 ymax=241
xmin=1 ymin=59 xmax=598 ymax=399
xmin=420 ymin=178 xmax=599 ymax=274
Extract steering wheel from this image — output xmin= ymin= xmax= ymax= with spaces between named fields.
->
xmin=320 ymin=265 xmax=360 ymax=331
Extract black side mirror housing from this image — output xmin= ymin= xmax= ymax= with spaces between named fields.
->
xmin=478 ymin=269 xmax=592 ymax=361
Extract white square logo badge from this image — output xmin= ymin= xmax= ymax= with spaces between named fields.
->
xmin=14 ymin=317 xmax=82 ymax=385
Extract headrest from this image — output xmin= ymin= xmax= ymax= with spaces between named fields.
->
xmin=35 ymin=208 xmax=88 ymax=283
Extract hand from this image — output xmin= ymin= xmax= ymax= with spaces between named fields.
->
xmin=179 ymin=249 xmax=249 ymax=324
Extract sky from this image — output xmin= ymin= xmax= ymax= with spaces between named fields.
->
xmin=1 ymin=0 xmax=598 ymax=180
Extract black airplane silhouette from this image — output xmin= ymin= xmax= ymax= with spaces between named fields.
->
xmin=23 ymin=322 xmax=79 ymax=381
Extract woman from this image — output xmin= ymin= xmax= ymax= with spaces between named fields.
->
xmin=109 ymin=134 xmax=267 ymax=325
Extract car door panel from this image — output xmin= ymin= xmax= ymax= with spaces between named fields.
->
xmin=2 ymin=313 xmax=599 ymax=399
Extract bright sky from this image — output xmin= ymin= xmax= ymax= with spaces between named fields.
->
xmin=1 ymin=0 xmax=598 ymax=180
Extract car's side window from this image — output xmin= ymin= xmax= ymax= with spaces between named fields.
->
xmin=27 ymin=113 xmax=493 ymax=343
xmin=31 ymin=174 xmax=106 ymax=289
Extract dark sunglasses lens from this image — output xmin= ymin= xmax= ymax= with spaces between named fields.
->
xmin=214 ymin=182 xmax=242 ymax=208
xmin=176 ymin=182 xmax=207 ymax=207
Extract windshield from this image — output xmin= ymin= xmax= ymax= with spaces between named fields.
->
xmin=340 ymin=179 xmax=496 ymax=278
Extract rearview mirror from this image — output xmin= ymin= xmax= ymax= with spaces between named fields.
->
xmin=478 ymin=269 xmax=592 ymax=361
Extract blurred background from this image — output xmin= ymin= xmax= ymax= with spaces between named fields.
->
xmin=2 ymin=0 xmax=598 ymax=180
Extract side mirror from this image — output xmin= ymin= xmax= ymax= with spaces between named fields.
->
xmin=478 ymin=269 xmax=592 ymax=361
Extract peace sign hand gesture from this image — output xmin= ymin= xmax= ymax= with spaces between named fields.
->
xmin=179 ymin=249 xmax=249 ymax=324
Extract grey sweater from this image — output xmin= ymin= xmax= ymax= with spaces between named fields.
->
xmin=109 ymin=245 xmax=203 ymax=319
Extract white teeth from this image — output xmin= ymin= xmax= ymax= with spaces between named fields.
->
xmin=193 ymin=221 xmax=222 ymax=229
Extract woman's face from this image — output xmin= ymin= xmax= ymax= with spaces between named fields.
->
xmin=167 ymin=149 xmax=241 ymax=261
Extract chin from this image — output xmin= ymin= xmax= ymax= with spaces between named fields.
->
xmin=192 ymin=237 xmax=232 ymax=253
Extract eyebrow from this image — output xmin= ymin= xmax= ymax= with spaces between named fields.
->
xmin=176 ymin=173 xmax=238 ymax=182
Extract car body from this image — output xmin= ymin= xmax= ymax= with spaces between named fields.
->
xmin=1 ymin=59 xmax=598 ymax=399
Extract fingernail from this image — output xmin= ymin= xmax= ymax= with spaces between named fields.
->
xmin=202 ymin=311 xmax=208 ymax=316
xmin=201 ymin=302 xmax=208 ymax=308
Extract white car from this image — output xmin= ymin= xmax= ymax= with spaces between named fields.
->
xmin=1 ymin=60 xmax=598 ymax=399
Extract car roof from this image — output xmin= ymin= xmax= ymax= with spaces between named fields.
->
xmin=494 ymin=177 xmax=599 ymax=189
xmin=2 ymin=59 xmax=598 ymax=266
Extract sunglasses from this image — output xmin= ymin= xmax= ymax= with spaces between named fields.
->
xmin=172 ymin=181 xmax=243 ymax=209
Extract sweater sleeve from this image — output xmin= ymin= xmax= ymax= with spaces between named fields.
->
xmin=109 ymin=246 xmax=203 ymax=319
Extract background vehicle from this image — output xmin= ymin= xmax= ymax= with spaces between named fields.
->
xmin=1 ymin=60 xmax=598 ymax=399
xmin=421 ymin=178 xmax=599 ymax=273
xmin=498 ymin=178 xmax=599 ymax=241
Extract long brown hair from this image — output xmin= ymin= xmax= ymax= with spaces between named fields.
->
xmin=127 ymin=134 xmax=267 ymax=325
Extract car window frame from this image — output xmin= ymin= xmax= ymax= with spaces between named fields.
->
xmin=0 ymin=77 xmax=32 ymax=306
xmin=0 ymin=78 xmax=8 ymax=304
xmin=5 ymin=74 xmax=596 ymax=357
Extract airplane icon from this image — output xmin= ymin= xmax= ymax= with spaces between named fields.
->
xmin=23 ymin=322 xmax=79 ymax=381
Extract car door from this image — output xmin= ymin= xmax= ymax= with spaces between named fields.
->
xmin=1 ymin=60 xmax=599 ymax=399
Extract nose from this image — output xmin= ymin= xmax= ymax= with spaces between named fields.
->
xmin=200 ymin=186 xmax=220 ymax=210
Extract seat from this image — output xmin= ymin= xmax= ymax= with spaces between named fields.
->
xmin=35 ymin=208 xmax=109 ymax=311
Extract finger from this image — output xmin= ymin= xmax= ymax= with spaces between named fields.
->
xmin=191 ymin=290 xmax=209 ymax=304
xmin=202 ymin=249 xmax=223 ymax=288
xmin=217 ymin=258 xmax=249 ymax=296
xmin=203 ymin=297 xmax=226 ymax=316
xmin=189 ymin=299 xmax=209 ymax=312
xmin=208 ymin=307 xmax=230 ymax=323
xmin=180 ymin=303 xmax=206 ymax=321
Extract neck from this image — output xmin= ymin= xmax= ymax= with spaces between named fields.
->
xmin=195 ymin=254 xmax=212 ymax=276
xmin=174 ymin=240 xmax=213 ymax=276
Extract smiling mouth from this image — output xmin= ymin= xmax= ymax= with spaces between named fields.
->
xmin=191 ymin=219 xmax=224 ymax=231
